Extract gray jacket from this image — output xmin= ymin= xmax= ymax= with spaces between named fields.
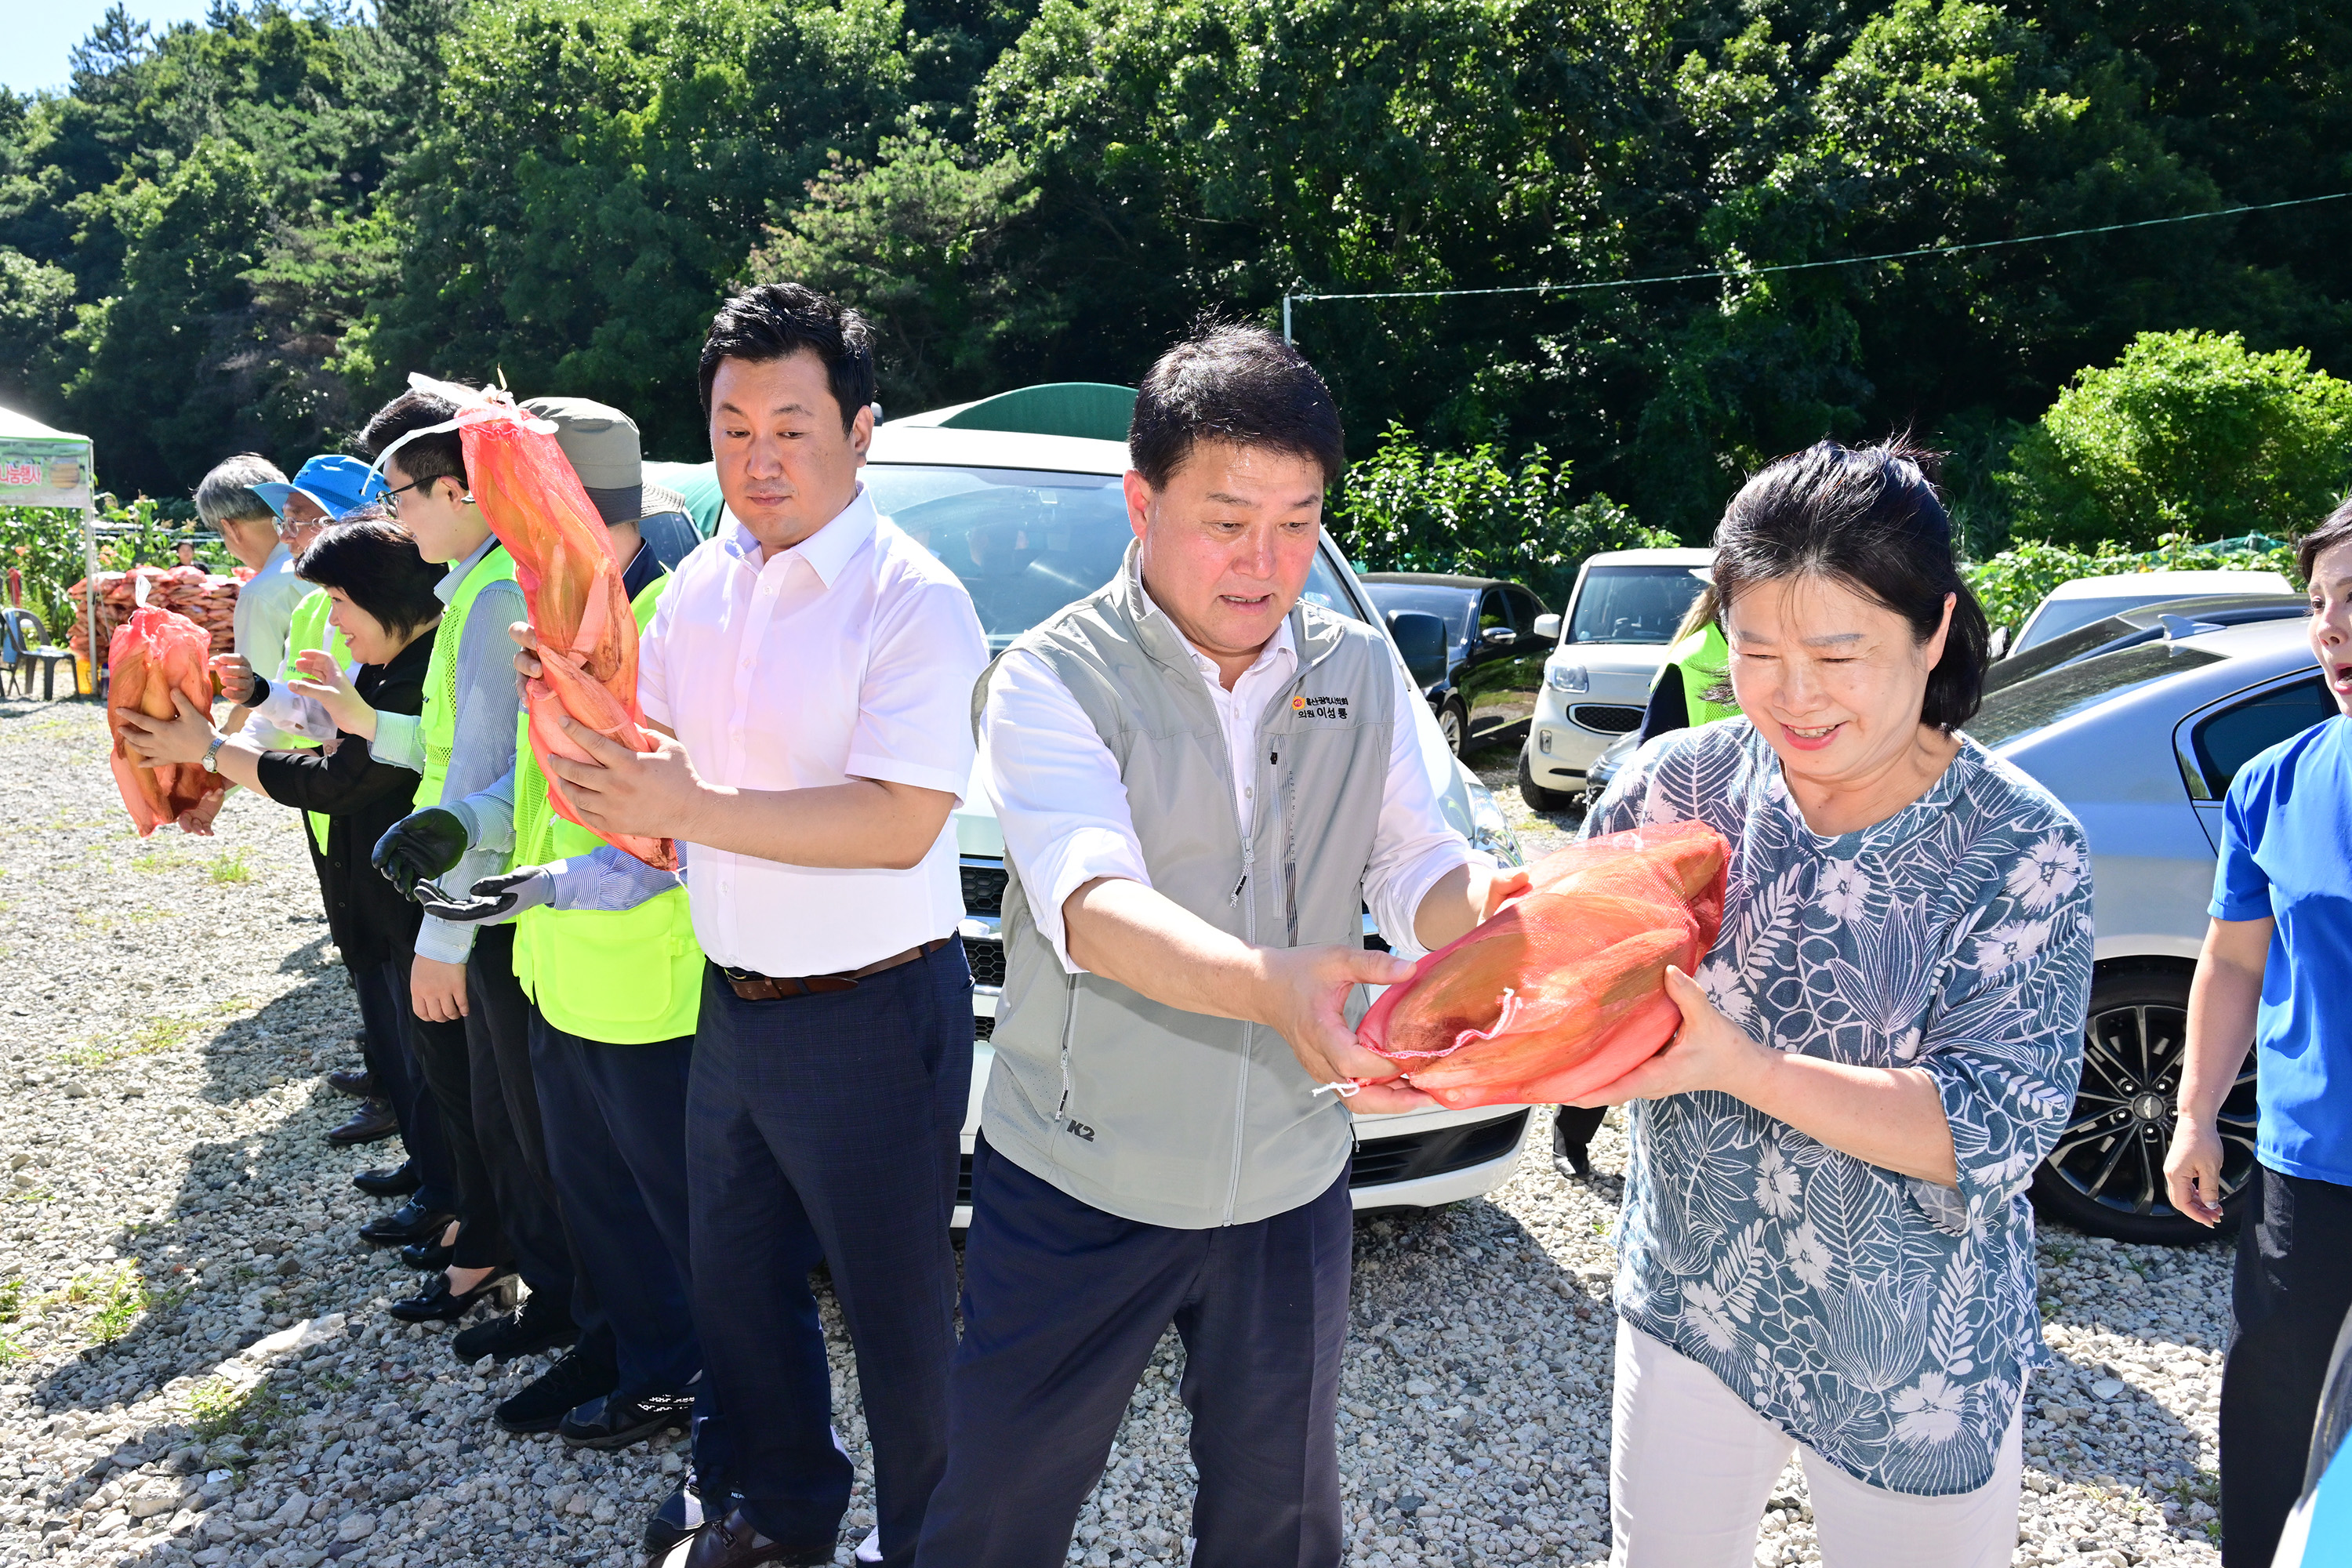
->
xmin=976 ymin=548 xmax=1400 ymax=1229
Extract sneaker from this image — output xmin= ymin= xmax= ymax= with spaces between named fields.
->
xmin=495 ymin=1343 xmax=619 ymax=1435
xmin=452 ymin=1290 xmax=578 ymax=1363
xmin=560 ymin=1388 xmax=695 ymax=1450
xmin=856 ymin=1528 xmax=881 ymax=1563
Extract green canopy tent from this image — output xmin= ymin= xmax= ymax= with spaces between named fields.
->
xmin=0 ymin=405 xmax=97 ymax=689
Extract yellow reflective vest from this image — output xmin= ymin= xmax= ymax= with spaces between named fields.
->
xmin=507 ymin=572 xmax=702 ymax=1044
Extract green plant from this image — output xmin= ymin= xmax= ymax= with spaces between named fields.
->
xmin=208 ymin=850 xmax=251 ymax=884
xmin=188 ymin=1376 xmax=285 ymax=1445
xmin=75 ymin=1264 xmax=176 ymax=1345
xmin=1963 ymin=531 xmax=2302 ymax=636
xmin=1332 ymin=424 xmax=1676 ymax=608
xmin=2001 ymin=331 xmax=2352 ymax=551
xmin=57 ymin=1013 xmax=201 ymax=1068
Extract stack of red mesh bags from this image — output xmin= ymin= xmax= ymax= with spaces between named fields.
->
xmin=105 ymin=606 xmax=223 ymax=836
xmin=414 ymin=376 xmax=675 ymax=870
xmin=70 ymin=566 xmax=241 ymax=661
xmin=1353 ymin=821 xmax=1730 ymax=1108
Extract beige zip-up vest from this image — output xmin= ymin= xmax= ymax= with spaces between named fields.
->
xmin=975 ymin=543 xmax=1399 ymax=1229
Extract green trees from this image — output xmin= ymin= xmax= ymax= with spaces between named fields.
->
xmin=1330 ymin=426 xmax=1673 ymax=608
xmin=0 ymin=0 xmax=2345 ymax=529
xmin=1999 ymin=330 xmax=2352 ymax=550
xmin=354 ymin=0 xmax=915 ymax=459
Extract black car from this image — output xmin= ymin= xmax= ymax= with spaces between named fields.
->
xmin=1361 ymin=574 xmax=1552 ymax=757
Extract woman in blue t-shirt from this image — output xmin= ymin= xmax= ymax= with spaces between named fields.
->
xmin=2165 ymin=499 xmax=2352 ymax=1568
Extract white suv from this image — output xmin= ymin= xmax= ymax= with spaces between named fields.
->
xmin=1520 ymin=548 xmax=1714 ymax=807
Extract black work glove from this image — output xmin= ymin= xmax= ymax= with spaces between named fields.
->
xmin=373 ymin=808 xmax=471 ymax=900
xmin=415 ymin=866 xmax=555 ymax=925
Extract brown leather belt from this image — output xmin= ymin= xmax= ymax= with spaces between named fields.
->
xmin=720 ymin=938 xmax=952 ymax=1002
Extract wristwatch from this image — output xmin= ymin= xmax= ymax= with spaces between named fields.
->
xmin=201 ymin=735 xmax=227 ymax=773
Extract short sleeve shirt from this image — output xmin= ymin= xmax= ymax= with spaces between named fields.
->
xmin=637 ymin=485 xmax=989 ymax=975
xmin=1591 ymin=720 xmax=2092 ymax=1497
xmin=2210 ymin=714 xmax=2352 ymax=1185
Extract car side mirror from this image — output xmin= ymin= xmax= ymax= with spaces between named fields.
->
xmin=1388 ymin=611 xmax=1449 ymax=688
xmin=1481 ymin=626 xmax=1519 ymax=648
xmin=1987 ymin=625 xmax=2010 ymax=659
xmin=1533 ymin=612 xmax=1561 ymax=642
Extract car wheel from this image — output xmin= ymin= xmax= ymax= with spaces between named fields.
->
xmin=1517 ymin=748 xmax=1573 ymax=814
xmin=2028 ymin=965 xmax=2258 ymax=1244
xmin=1438 ymin=699 xmax=1468 ymax=758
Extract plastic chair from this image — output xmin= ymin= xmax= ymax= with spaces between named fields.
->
xmin=0 ymin=608 xmax=78 ymax=700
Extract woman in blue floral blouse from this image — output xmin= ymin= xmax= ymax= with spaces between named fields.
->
xmin=1578 ymin=441 xmax=2092 ymax=1566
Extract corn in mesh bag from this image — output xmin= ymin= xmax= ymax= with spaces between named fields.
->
xmin=1353 ymin=821 xmax=1730 ymax=1109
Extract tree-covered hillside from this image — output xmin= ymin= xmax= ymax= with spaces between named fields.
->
xmin=2 ymin=0 xmax=2347 ymax=539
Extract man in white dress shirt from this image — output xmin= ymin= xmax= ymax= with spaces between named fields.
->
xmin=913 ymin=325 xmax=1512 ymax=1567
xmin=525 ymin=283 xmax=987 ymax=1568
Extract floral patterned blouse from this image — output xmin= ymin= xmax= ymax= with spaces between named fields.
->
xmin=1588 ymin=720 xmax=2092 ymax=1496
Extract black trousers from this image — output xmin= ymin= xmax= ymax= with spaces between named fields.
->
xmin=688 ymin=942 xmax=971 ymax=1564
xmin=529 ymin=1007 xmax=699 ymax=1399
xmin=2221 ymin=1161 xmax=2352 ymax=1567
xmin=350 ymin=956 xmax=458 ymax=1214
xmin=400 ymin=948 xmax=510 ymax=1272
xmin=914 ymin=1137 xmax=1353 ymax=1568
xmin=463 ymin=923 xmax=583 ymax=1324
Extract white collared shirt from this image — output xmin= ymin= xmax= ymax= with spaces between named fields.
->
xmin=981 ymin=585 xmax=1483 ymax=972
xmin=639 ymin=483 xmax=988 ymax=975
xmin=231 ymin=542 xmax=312 ymax=749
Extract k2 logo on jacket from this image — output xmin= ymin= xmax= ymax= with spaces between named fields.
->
xmin=1065 ymin=1120 xmax=1096 ymax=1142
xmin=1290 ymin=695 xmax=1349 ymax=720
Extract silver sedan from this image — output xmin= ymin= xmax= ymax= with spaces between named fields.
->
xmin=1973 ymin=612 xmax=2328 ymax=1242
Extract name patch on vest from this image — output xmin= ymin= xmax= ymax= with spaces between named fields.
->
xmin=1290 ymin=694 xmax=1350 ymax=720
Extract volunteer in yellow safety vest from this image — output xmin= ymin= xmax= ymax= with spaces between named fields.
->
xmin=409 ymin=398 xmax=713 ymax=1462
xmin=304 ymin=388 xmax=586 ymax=1415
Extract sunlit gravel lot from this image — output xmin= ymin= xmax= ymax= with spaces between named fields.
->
xmin=0 ymin=705 xmax=2225 ymax=1566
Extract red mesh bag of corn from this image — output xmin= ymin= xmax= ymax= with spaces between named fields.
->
xmin=1352 ymin=820 xmax=1730 ymax=1109
xmin=106 ymin=605 xmax=224 ymax=836
xmin=397 ymin=376 xmax=675 ymax=870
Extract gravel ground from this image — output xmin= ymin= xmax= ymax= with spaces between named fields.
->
xmin=0 ymin=701 xmax=2227 ymax=1567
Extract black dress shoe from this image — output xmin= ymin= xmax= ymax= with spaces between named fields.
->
xmin=351 ymin=1160 xmax=420 ymax=1198
xmin=400 ymin=1235 xmax=456 ymax=1271
xmin=681 ymin=1508 xmax=835 ymax=1568
xmin=645 ymin=1473 xmax=729 ymax=1562
xmin=326 ymin=1098 xmax=401 ymax=1145
xmin=358 ymin=1201 xmax=452 ymax=1249
xmin=495 ymin=1341 xmax=621 ymax=1434
xmin=1552 ymin=1103 xmax=1606 ymax=1178
xmin=327 ymin=1065 xmax=378 ymax=1098
xmin=452 ymin=1290 xmax=578 ymax=1363
xmin=387 ymin=1269 xmax=516 ymax=1325
xmin=562 ymin=1387 xmax=695 ymax=1449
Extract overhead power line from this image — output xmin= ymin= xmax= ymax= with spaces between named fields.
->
xmin=1279 ymin=189 xmax=2352 ymax=339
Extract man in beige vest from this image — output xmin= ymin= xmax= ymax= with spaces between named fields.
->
xmin=916 ymin=325 xmax=1514 ymax=1567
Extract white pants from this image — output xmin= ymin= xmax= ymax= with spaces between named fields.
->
xmin=1609 ymin=1321 xmax=2024 ymax=1568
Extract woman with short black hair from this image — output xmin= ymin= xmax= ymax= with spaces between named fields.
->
xmin=1578 ymin=440 xmax=2091 ymax=1566
xmin=118 ymin=517 xmax=513 ymax=1307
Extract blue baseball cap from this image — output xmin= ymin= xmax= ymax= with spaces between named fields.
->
xmin=252 ymin=455 xmax=387 ymax=524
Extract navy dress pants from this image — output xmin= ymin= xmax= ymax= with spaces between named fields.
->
xmin=688 ymin=942 xmax=971 ymax=1565
xmin=914 ymin=1136 xmax=1353 ymax=1568
xmin=350 ymin=955 xmax=458 ymax=1214
xmin=528 ymin=1007 xmax=700 ymax=1399
xmin=396 ymin=949 xmax=510 ymax=1272
xmin=2221 ymin=1162 xmax=2352 ymax=1567
xmin=463 ymin=924 xmax=583 ymax=1327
